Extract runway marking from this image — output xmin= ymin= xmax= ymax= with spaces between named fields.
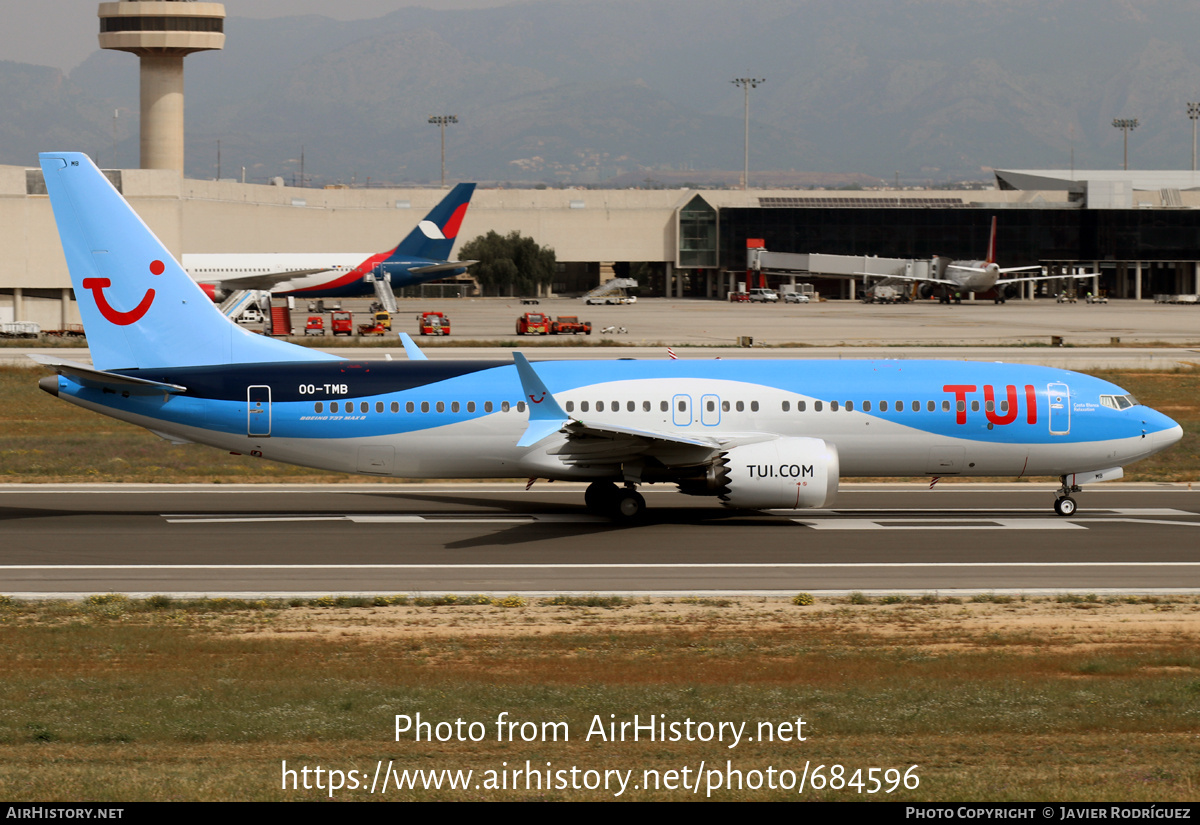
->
xmin=793 ymin=518 xmax=1086 ymax=530
xmin=4 ymin=562 xmax=1200 ymax=570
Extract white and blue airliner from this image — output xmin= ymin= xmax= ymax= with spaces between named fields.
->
xmin=34 ymin=153 xmax=1182 ymax=520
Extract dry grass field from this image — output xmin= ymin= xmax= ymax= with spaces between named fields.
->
xmin=0 ymin=594 xmax=1197 ymax=801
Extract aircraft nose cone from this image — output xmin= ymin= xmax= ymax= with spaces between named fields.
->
xmin=1155 ymin=423 xmax=1183 ymax=450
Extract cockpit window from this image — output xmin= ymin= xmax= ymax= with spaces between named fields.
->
xmin=1100 ymin=394 xmax=1139 ymax=410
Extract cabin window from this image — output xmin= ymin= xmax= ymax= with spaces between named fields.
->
xmin=814 ymin=401 xmax=823 ymax=412
xmin=927 ymin=401 xmax=935 ymax=412
xmin=612 ymin=400 xmax=619 ymax=411
xmin=957 ymin=401 xmax=965 ymax=412
xmin=627 ymin=401 xmax=635 ymax=412
xmin=831 ymin=400 xmax=840 ymax=412
xmin=565 ymin=401 xmax=574 ymax=412
xmin=736 ymin=401 xmax=745 ymax=412
xmin=330 ymin=402 xmax=339 ymax=413
xmin=517 ymin=401 xmax=526 ymax=412
xmin=678 ymin=400 xmax=686 ymax=412
xmin=723 ymin=400 xmax=731 ymax=412
xmin=846 ymin=401 xmax=854 ymax=412
xmin=909 ymin=401 xmax=918 ymax=412
xmin=313 ymin=402 xmax=323 ymax=413
xmin=751 ymin=401 xmax=759 ymax=412
xmin=597 ymin=401 xmax=606 ymax=412
xmin=970 ymin=401 xmax=979 ymax=412
xmin=643 ymin=401 xmax=651 ymax=411
xmin=1000 ymin=400 xmax=1008 ymax=412
xmin=942 ymin=400 xmax=951 ymax=412
xmin=433 ymin=401 xmax=442 ymax=413
xmin=451 ymin=401 xmax=460 ymax=413
xmin=880 ymin=400 xmax=887 ymax=411
xmin=375 ymin=402 xmax=384 ymax=413
xmin=406 ymin=402 xmax=415 ymax=413
xmin=359 ymin=402 xmax=367 ymax=414
xmin=661 ymin=401 xmax=669 ymax=412
xmin=484 ymin=401 xmax=493 ymax=413
xmin=781 ymin=400 xmax=790 ymax=412
xmin=501 ymin=401 xmax=511 ymax=412
xmin=862 ymin=400 xmax=871 ymax=412
xmin=390 ymin=401 xmax=399 ymax=413
xmin=985 ymin=400 xmax=994 ymax=412
xmin=421 ymin=402 xmax=430 ymax=413
xmin=466 ymin=401 xmax=475 ymax=413
xmin=797 ymin=400 xmax=806 ymax=412
xmin=581 ymin=401 xmax=589 ymax=412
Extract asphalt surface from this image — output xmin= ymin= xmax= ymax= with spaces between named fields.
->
xmin=3 ymin=484 xmax=1197 ymax=597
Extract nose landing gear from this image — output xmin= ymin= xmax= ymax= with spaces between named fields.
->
xmin=1053 ymin=476 xmax=1082 ymax=516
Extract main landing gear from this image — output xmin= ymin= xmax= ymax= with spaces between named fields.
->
xmin=1053 ymin=476 xmax=1082 ymax=516
xmin=585 ymin=481 xmax=646 ymax=522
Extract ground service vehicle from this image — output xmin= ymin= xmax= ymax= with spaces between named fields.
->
xmin=330 ymin=311 xmax=354 ymax=336
xmin=749 ymin=288 xmax=779 ymax=303
xmin=32 ymin=152 xmax=1185 ymax=523
xmin=783 ymin=292 xmax=810 ymax=304
xmin=375 ymin=311 xmax=392 ymax=330
xmin=418 ymin=311 xmax=450 ymax=336
xmin=358 ymin=322 xmax=386 ymax=336
xmin=516 ymin=312 xmax=551 ymax=335
xmin=550 ymin=316 xmax=592 ymax=335
xmin=728 ymin=292 xmax=750 ymax=303
xmin=304 ymin=316 xmax=325 ymax=336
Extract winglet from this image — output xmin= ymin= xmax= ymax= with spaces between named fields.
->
xmin=512 ymin=352 xmax=570 ymax=447
xmin=398 ymin=333 xmax=428 ymax=360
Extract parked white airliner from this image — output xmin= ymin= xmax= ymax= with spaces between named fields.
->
xmin=34 ymin=154 xmax=1181 ymax=520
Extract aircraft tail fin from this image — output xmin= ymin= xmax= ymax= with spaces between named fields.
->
xmin=39 ymin=152 xmax=340 ymax=371
xmin=386 ymin=182 xmax=475 ymax=263
xmin=985 ymin=215 xmax=998 ymax=265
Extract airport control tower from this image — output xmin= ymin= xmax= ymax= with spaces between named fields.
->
xmin=98 ymin=1 xmax=226 ymax=174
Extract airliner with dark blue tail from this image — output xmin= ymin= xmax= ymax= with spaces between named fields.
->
xmin=35 ymin=153 xmax=1182 ymax=520
xmin=183 ymin=183 xmax=476 ymax=301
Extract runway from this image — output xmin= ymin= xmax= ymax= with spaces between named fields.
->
xmin=3 ymin=483 xmax=1197 ymax=597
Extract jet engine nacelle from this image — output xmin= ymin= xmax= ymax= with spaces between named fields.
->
xmin=918 ymin=282 xmax=938 ymax=300
xmin=718 ymin=437 xmax=840 ymax=509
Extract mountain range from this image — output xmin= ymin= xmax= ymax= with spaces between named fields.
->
xmin=4 ymin=0 xmax=1200 ymax=186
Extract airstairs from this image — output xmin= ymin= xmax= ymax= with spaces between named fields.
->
xmin=368 ymin=268 xmax=399 ymax=312
xmin=582 ymin=278 xmax=638 ymax=301
xmin=217 ymin=289 xmax=269 ymax=320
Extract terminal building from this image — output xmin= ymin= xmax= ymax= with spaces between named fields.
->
xmin=5 ymin=165 xmax=1200 ymax=329
xmin=5 ymin=2 xmax=1199 ymax=328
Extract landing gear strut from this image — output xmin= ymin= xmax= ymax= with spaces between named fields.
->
xmin=1053 ymin=476 xmax=1081 ymax=516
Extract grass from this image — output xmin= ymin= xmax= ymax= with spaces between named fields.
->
xmin=2 ymin=365 xmax=1198 ymax=483
xmin=0 ymin=595 xmax=1197 ymax=801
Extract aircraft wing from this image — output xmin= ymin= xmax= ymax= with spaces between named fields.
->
xmin=948 ymin=264 xmax=1042 ymax=274
xmin=511 ymin=352 xmax=747 ymax=466
xmin=997 ymin=271 xmax=1098 ymax=285
xmin=406 ymin=260 xmax=477 ymax=276
xmin=853 ymin=271 xmax=958 ymax=285
xmin=191 ymin=269 xmax=334 ymax=291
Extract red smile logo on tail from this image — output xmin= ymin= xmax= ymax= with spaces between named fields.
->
xmin=83 ymin=260 xmax=163 ymax=325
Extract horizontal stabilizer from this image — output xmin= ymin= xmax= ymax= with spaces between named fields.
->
xmin=29 ymin=355 xmax=187 ymax=395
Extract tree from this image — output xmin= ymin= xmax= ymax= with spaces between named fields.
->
xmin=459 ymin=230 xmax=556 ymax=297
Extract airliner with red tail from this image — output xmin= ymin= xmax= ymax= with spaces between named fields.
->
xmin=183 ymin=183 xmax=476 ymax=301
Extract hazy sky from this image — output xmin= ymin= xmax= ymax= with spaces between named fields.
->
xmin=0 ymin=0 xmax=536 ymax=72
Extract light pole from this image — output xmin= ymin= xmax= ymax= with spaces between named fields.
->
xmin=428 ymin=115 xmax=458 ymax=188
xmin=1112 ymin=118 xmax=1139 ymax=170
xmin=1188 ymin=104 xmax=1200 ymax=172
xmin=731 ymin=78 xmax=764 ymax=190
